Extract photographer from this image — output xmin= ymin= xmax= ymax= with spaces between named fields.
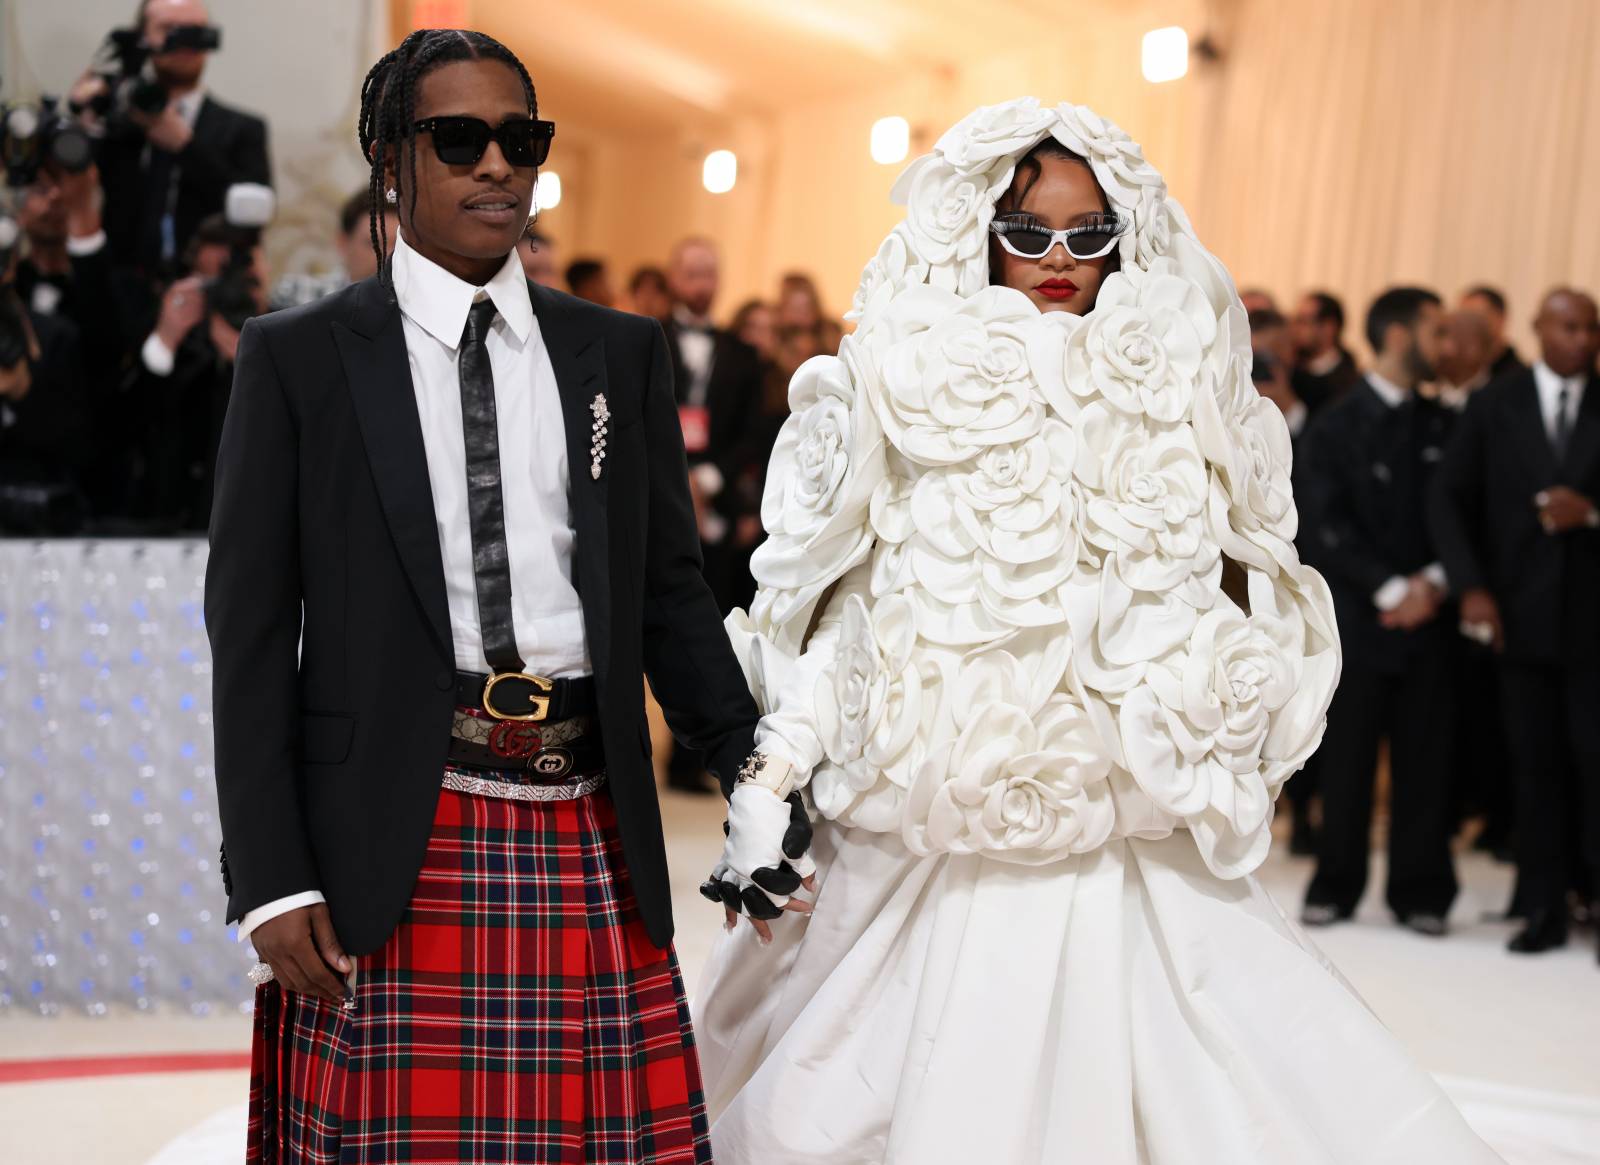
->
xmin=71 ymin=0 xmax=271 ymax=275
xmin=0 ymin=227 xmax=91 ymax=534
xmin=132 ymin=206 xmax=267 ymax=530
xmin=269 ymin=187 xmax=394 ymax=310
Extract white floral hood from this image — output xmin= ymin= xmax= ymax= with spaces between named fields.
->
xmin=727 ymin=98 xmax=1341 ymax=879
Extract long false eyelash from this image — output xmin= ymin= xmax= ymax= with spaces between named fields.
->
xmin=993 ymin=213 xmax=1045 ymax=230
xmin=1073 ymin=213 xmax=1129 ymax=235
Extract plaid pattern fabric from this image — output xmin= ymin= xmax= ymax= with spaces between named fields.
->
xmin=246 ymin=783 xmax=712 ymax=1164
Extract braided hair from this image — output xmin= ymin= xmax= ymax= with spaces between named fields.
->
xmin=357 ymin=29 xmax=539 ymax=287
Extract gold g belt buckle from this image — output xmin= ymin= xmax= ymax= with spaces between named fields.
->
xmin=483 ymin=672 xmax=554 ymax=722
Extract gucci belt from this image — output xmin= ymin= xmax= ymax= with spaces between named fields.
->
xmin=446 ymin=707 xmax=604 ymax=780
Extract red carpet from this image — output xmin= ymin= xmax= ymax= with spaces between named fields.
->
xmin=0 ymin=1052 xmax=251 ymax=1084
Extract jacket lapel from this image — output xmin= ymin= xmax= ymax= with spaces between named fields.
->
xmin=333 ymin=276 xmax=453 ymax=661
xmin=1559 ymin=373 xmax=1600 ymax=484
xmin=1507 ymin=371 xmax=1560 ymax=483
xmin=529 ymin=281 xmax=613 ymax=685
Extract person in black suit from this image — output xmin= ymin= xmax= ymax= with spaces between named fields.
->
xmin=1460 ymin=285 xmax=1528 ymax=384
xmin=207 ymin=32 xmax=805 ymax=1155
xmin=1290 ymin=291 xmax=1363 ymax=414
xmin=128 ymin=212 xmax=266 ymax=530
xmin=73 ymin=0 xmax=271 ymax=276
xmin=661 ymin=236 xmax=766 ymax=791
xmin=0 ymin=298 xmax=91 ymax=534
xmin=1431 ymin=288 xmax=1600 ymax=958
xmin=1296 ymin=287 xmax=1459 ymax=935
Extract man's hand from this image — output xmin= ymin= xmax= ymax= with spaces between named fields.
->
xmin=131 ymin=104 xmax=195 ymax=154
xmin=250 ymin=902 xmax=350 ymax=1004
xmin=1459 ymin=587 xmax=1504 ymax=653
xmin=1380 ymin=574 xmax=1441 ymax=631
xmin=57 ymin=164 xmax=103 ymax=239
xmin=68 ymin=72 xmax=109 ymax=123
xmin=155 ymin=276 xmax=207 ymax=351
xmin=1536 ymin=486 xmax=1598 ymax=534
xmin=700 ymin=788 xmax=816 ymax=946
xmin=0 ymin=360 xmax=33 ymax=403
xmin=209 ymin=313 xmax=242 ymax=364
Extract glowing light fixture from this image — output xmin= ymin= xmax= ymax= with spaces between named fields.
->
xmin=870 ymin=116 xmax=910 ymax=165
xmin=703 ymin=150 xmax=738 ymax=194
xmin=536 ymin=171 xmax=562 ymax=210
xmin=1142 ymin=26 xmax=1189 ymax=83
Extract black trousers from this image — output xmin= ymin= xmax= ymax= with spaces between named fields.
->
xmin=1306 ymin=647 xmax=1458 ymax=918
xmin=1451 ymin=639 xmax=1513 ymax=835
xmin=1500 ymin=660 xmax=1600 ymax=916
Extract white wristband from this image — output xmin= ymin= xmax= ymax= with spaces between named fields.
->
xmin=736 ymin=751 xmax=796 ymax=800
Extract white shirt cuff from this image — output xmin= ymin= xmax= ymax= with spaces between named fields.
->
xmin=141 ymin=332 xmax=176 ymax=377
xmin=238 ymin=890 xmax=326 ymax=943
xmin=66 ymin=230 xmax=107 ymax=257
xmin=1373 ymin=575 xmax=1410 ymax=612
xmin=1421 ymin=562 xmax=1448 ymax=594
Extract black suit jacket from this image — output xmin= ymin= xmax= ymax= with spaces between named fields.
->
xmin=661 ymin=321 xmax=763 ymax=510
xmin=99 ymin=95 xmax=272 ymax=272
xmin=205 ymin=275 xmax=759 ymax=954
xmin=1294 ymin=379 xmax=1455 ymax=670
xmin=1292 ymin=347 xmax=1362 ymax=415
xmin=1429 ymin=367 xmax=1600 ymax=664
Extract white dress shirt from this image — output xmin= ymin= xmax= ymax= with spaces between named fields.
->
xmin=671 ymin=305 xmax=715 ymax=407
xmin=1532 ymin=360 xmax=1586 ymax=449
xmin=240 ymin=233 xmax=589 ymax=942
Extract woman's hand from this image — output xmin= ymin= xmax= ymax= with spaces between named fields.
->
xmin=700 ymin=788 xmax=817 ymax=945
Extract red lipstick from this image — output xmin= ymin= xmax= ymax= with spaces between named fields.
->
xmin=1036 ymin=278 xmax=1078 ymax=302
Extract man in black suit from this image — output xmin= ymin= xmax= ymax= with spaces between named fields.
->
xmin=1296 ymin=287 xmax=1459 ymax=935
xmin=1431 ymin=288 xmax=1600 ymax=958
xmin=208 ymin=33 xmax=809 ymax=1154
xmin=1460 ymin=285 xmax=1528 ymax=384
xmin=661 ymin=236 xmax=765 ymax=791
xmin=0 ymin=298 xmax=91 ymax=535
xmin=1290 ymin=290 xmax=1363 ymax=415
xmin=75 ymin=0 xmax=271 ymax=275
xmin=662 ymin=237 xmax=765 ymax=603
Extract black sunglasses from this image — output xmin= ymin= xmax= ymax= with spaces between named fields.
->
xmin=412 ymin=116 xmax=555 ymax=168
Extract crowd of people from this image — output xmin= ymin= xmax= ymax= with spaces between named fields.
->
xmin=1244 ymin=282 xmax=1600 ymax=959
xmin=3 ymin=3 xmax=1596 ymax=955
xmin=0 ymin=0 xmax=272 ymax=535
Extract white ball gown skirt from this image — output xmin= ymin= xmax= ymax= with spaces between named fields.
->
xmin=693 ymin=820 xmax=1503 ymax=1165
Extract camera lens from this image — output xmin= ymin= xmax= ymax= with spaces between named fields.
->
xmin=48 ymin=125 xmax=95 ymax=174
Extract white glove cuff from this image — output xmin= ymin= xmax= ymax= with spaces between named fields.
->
xmin=736 ymin=750 xmax=796 ymax=799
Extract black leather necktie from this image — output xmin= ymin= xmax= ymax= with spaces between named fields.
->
xmin=1553 ymin=386 xmax=1572 ymax=462
xmin=458 ymin=297 xmax=524 ymax=674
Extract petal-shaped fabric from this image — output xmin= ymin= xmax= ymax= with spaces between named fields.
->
xmin=738 ymin=97 xmax=1339 ymax=878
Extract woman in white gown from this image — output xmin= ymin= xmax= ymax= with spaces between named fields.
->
xmin=693 ymin=98 xmax=1503 ymax=1165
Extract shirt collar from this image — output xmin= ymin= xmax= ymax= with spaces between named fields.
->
xmin=171 ymin=88 xmax=206 ymax=128
xmin=392 ymin=231 xmax=533 ymax=350
xmin=1305 ymin=347 xmax=1345 ymax=378
xmin=1533 ymin=360 xmax=1585 ymax=396
xmin=1366 ymin=371 xmax=1410 ymax=408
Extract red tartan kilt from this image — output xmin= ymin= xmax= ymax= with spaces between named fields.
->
xmin=246 ymin=781 xmax=712 ymax=1165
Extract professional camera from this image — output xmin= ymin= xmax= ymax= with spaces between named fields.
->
xmin=0 ymin=93 xmax=95 ymax=188
xmin=205 ymin=182 xmax=275 ymax=334
xmin=77 ymin=23 xmax=222 ymax=129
